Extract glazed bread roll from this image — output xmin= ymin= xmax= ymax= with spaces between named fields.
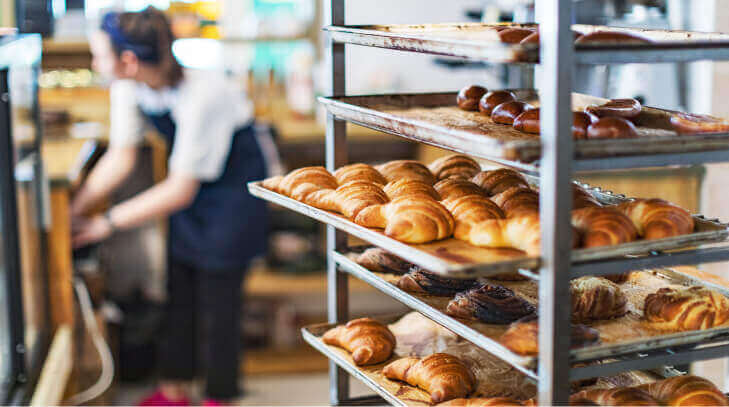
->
xmin=442 ymin=195 xmax=505 ymax=225
xmin=355 ymin=247 xmax=416 ymax=275
xmin=498 ymin=27 xmax=536 ymax=44
xmin=671 ymin=112 xmax=729 ymax=134
xmin=572 ymin=111 xmax=597 ymax=140
xmin=513 ymin=109 xmax=540 ymax=134
xmin=322 ymin=318 xmax=396 ymax=366
xmin=333 ymin=163 xmax=387 ymax=185
xmin=491 ymin=186 xmax=539 ymax=218
xmin=383 ymin=178 xmax=441 ymax=201
xmin=587 ymin=117 xmax=639 ymax=139
xmin=446 ymin=284 xmax=535 ymax=324
xmin=617 ymin=198 xmax=694 ymax=240
xmin=479 ymin=90 xmax=517 ymax=116
xmin=471 ymin=169 xmax=530 ymax=196
xmin=499 ymin=315 xmax=600 ymax=356
xmin=636 ymin=375 xmax=729 ymax=406
xmin=455 ymin=215 xmax=542 ymax=255
xmin=355 ymin=196 xmax=455 ymax=244
xmin=585 ymin=98 xmax=642 ymax=119
xmin=457 ymin=85 xmax=488 ymax=111
xmin=396 ymin=270 xmax=479 ymax=296
xmin=429 ymin=154 xmax=482 ymax=180
xmin=569 ymin=388 xmax=658 ymax=406
xmin=376 ymin=160 xmax=437 ymax=185
xmin=435 ymin=178 xmax=486 ymax=201
xmin=383 ymin=353 xmax=475 ymax=404
xmin=575 ymin=31 xmax=653 ymax=45
xmin=571 ymin=207 xmax=638 ymax=248
xmin=492 ymin=101 xmax=533 ymax=125
xmin=644 ymin=286 xmax=729 ymax=331
xmin=570 ymin=276 xmax=627 ymax=322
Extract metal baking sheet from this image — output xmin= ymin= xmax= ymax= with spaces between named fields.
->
xmin=336 ymin=253 xmax=729 ymax=374
xmin=324 ymin=23 xmax=729 ymax=64
xmin=318 ymin=91 xmax=729 ymax=168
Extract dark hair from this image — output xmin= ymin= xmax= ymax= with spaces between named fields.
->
xmin=101 ymin=7 xmax=183 ymax=86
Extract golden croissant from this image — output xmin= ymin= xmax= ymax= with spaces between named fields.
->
xmin=471 ymin=169 xmax=530 ymax=196
xmin=571 ymin=207 xmax=638 ymax=248
xmin=434 ymin=178 xmax=486 ymax=201
xmin=333 ymin=163 xmax=387 ymax=185
xmin=618 ymin=198 xmax=694 ymax=240
xmin=635 ymin=375 xmax=729 ymax=406
xmin=355 ymin=196 xmax=455 ymax=243
xmin=428 ymin=154 xmax=481 ymax=181
xmin=322 ymin=318 xmax=396 ymax=366
xmin=376 ymin=160 xmax=436 ymax=185
xmin=383 ymin=353 xmax=475 ymax=404
xmin=454 ymin=215 xmax=541 ymax=255
xmin=491 ymin=186 xmax=539 ymax=218
xmin=644 ymin=286 xmax=729 ymax=331
xmin=384 ymin=178 xmax=441 ymax=201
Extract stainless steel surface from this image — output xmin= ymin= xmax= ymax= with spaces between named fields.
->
xmin=301 ymin=326 xmax=407 ymax=407
xmin=332 ymin=252 xmax=537 ymax=378
xmin=538 ymin=0 xmax=574 ymax=400
xmin=325 ymin=0 xmax=349 ymax=402
xmin=324 ymin=23 xmax=729 ymax=64
xmin=318 ymin=92 xmax=729 ymax=170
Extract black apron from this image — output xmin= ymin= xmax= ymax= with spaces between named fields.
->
xmin=143 ymin=111 xmax=268 ymax=271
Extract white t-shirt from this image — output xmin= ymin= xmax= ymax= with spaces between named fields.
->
xmin=109 ymin=70 xmax=255 ymax=181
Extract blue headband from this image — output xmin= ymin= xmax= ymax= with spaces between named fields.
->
xmin=101 ymin=12 xmax=160 ymax=63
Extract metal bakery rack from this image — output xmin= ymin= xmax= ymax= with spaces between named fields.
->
xmin=249 ymin=1 xmax=729 ymax=405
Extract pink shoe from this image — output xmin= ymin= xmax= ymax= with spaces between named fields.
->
xmin=202 ymin=399 xmax=225 ymax=406
xmin=138 ymin=390 xmax=190 ymax=406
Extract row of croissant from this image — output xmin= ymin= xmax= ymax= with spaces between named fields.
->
xmin=323 ymin=317 xmax=728 ymax=406
xmin=261 ymin=154 xmax=695 ymax=253
xmin=355 ymin=248 xmax=729 ymax=354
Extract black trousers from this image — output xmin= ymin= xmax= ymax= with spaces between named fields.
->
xmin=158 ymin=259 xmax=245 ymax=399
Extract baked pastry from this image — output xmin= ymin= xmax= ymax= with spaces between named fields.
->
xmin=429 ymin=154 xmax=482 ymax=180
xmin=617 ymin=198 xmax=694 ymax=240
xmin=571 ymin=207 xmax=638 ymax=248
xmin=261 ymin=175 xmax=284 ymax=192
xmin=471 ymin=169 xmax=530 ymax=196
xmin=383 ymin=353 xmax=475 ymax=404
xmin=376 ymin=160 xmax=437 ymax=185
xmin=575 ymin=31 xmax=653 ymax=45
xmin=439 ymin=397 xmax=524 ymax=406
xmin=396 ymin=270 xmax=479 ymax=296
xmin=499 ymin=315 xmax=600 ymax=356
xmin=355 ymin=196 xmax=455 ymax=244
xmin=569 ymin=388 xmax=658 ymax=406
xmin=442 ymin=195 xmax=505 ymax=225
xmin=570 ymin=276 xmax=627 ymax=322
xmin=383 ymin=178 xmax=441 ymax=201
xmin=519 ymin=30 xmax=584 ymax=44
xmin=585 ymin=98 xmax=642 ymax=119
xmin=670 ymin=112 xmax=729 ymax=134
xmin=479 ymin=90 xmax=517 ymax=116
xmin=644 ymin=286 xmax=729 ymax=331
xmin=572 ymin=184 xmax=601 ymax=210
xmin=331 ymin=180 xmax=390 ymax=219
xmin=322 ymin=318 xmax=396 ymax=366
xmin=457 ymin=85 xmax=488 ymax=111
xmin=355 ymin=247 xmax=416 ymax=275
xmin=636 ymin=375 xmax=729 ymax=406
xmin=446 ymin=284 xmax=535 ymax=324
xmin=275 ymin=166 xmax=339 ymax=208
xmin=498 ymin=28 xmax=536 ymax=44
xmin=492 ymin=101 xmax=533 ymax=125
xmin=435 ymin=178 xmax=486 ymax=201
xmin=586 ymin=117 xmax=639 ymax=139
xmin=333 ymin=163 xmax=387 ymax=185
xmin=491 ymin=186 xmax=539 ymax=218
xmin=455 ymin=215 xmax=542 ymax=255
xmin=573 ymin=112 xmax=597 ymax=139
xmin=513 ymin=109 xmax=540 ymax=134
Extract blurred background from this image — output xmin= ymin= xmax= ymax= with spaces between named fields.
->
xmin=1 ymin=0 xmax=729 ymax=404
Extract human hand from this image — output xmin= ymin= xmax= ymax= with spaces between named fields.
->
xmin=72 ymin=214 xmax=113 ymax=248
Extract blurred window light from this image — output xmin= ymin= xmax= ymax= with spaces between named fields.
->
xmin=172 ymin=38 xmax=223 ymax=70
xmin=52 ymin=0 xmax=67 ymax=18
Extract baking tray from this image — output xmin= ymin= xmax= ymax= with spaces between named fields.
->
xmin=248 ymin=180 xmax=727 ymax=277
xmin=324 ymin=23 xmax=729 ymax=64
xmin=303 ymin=314 xmax=659 ymax=406
xmin=318 ymin=91 xmax=729 ymax=167
xmin=336 ymin=253 xmax=729 ymax=372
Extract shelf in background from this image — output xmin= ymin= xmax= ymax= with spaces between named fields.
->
xmin=245 ymin=266 xmax=374 ymax=297
xmin=325 ymin=23 xmax=729 ymax=64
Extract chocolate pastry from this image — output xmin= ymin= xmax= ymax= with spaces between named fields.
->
xmin=446 ymin=284 xmax=536 ymax=324
xmin=396 ymin=270 xmax=479 ymax=296
xmin=355 ymin=247 xmax=417 ymax=275
xmin=670 ymin=112 xmax=729 ymax=134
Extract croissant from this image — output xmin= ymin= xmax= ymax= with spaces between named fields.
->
xmin=471 ymin=169 xmax=530 ymax=196
xmin=618 ymin=198 xmax=694 ymax=240
xmin=275 ymin=166 xmax=339 ymax=208
xmin=571 ymin=207 xmax=638 ymax=248
xmin=491 ymin=186 xmax=539 ymax=218
xmin=570 ymin=276 xmax=627 ymax=322
xmin=322 ymin=318 xmax=396 ymax=366
xmin=636 ymin=375 xmax=729 ymax=406
xmin=329 ymin=181 xmax=390 ymax=219
xmin=429 ymin=154 xmax=482 ymax=180
xmin=435 ymin=178 xmax=486 ymax=201
xmin=499 ymin=315 xmax=600 ymax=356
xmin=355 ymin=196 xmax=455 ymax=243
xmin=376 ymin=160 xmax=437 ymax=185
xmin=383 ymin=353 xmax=475 ymax=403
xmin=644 ymin=286 xmax=729 ymax=331
xmin=455 ymin=215 xmax=542 ymax=256
xmin=438 ymin=397 xmax=524 ymax=406
xmin=442 ymin=195 xmax=505 ymax=225
xmin=355 ymin=247 xmax=417 ymax=275
xmin=569 ymin=388 xmax=658 ymax=406
xmin=396 ymin=270 xmax=479 ymax=296
xmin=333 ymin=163 xmax=387 ymax=185
xmin=384 ymin=178 xmax=441 ymax=201
xmin=261 ymin=175 xmax=284 ymax=193
xmin=446 ymin=284 xmax=535 ymax=324
xmin=573 ymin=185 xmax=602 ymax=210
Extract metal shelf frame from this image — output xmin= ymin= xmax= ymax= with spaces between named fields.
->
xmin=320 ymin=1 xmax=729 ymax=405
